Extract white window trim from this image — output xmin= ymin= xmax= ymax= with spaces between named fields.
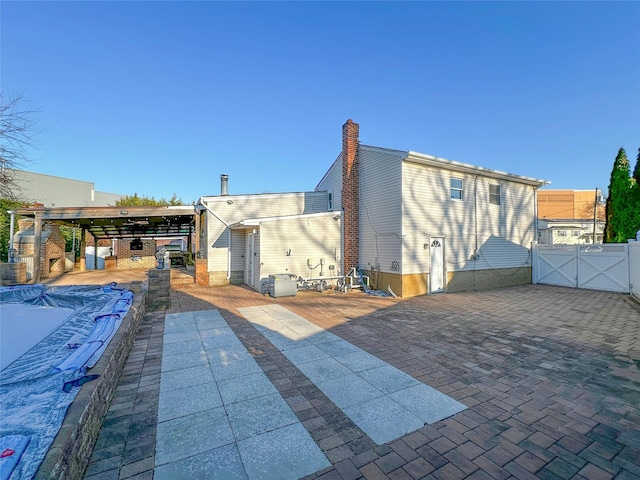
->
xmin=450 ymin=178 xmax=464 ymax=201
xmin=489 ymin=184 xmax=501 ymax=206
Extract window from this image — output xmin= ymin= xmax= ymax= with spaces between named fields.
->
xmin=489 ymin=184 xmax=501 ymax=205
xmin=557 ymin=230 xmax=567 ymax=237
xmin=450 ymin=178 xmax=463 ymax=200
xmin=130 ymin=238 xmax=143 ymax=250
xmin=328 ymin=192 xmax=333 ymax=210
xmin=572 ymin=230 xmax=580 ymax=237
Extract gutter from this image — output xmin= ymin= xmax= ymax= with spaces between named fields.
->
xmin=196 ymin=197 xmax=231 ymax=280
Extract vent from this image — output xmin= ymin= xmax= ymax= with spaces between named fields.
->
xmin=221 ymin=174 xmax=229 ymax=196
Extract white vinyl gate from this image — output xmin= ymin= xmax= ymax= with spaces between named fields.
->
xmin=533 ymin=243 xmax=630 ymax=293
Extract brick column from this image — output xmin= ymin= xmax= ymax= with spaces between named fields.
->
xmin=342 ymin=119 xmax=359 ymax=274
xmin=147 ymin=269 xmax=170 ymax=311
xmin=195 ymin=258 xmax=209 ymax=286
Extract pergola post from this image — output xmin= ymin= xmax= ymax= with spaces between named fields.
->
xmin=32 ymin=214 xmax=43 ymax=284
xmin=80 ymin=228 xmax=87 ymax=271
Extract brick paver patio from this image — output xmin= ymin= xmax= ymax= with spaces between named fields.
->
xmin=83 ymin=283 xmax=640 ymax=479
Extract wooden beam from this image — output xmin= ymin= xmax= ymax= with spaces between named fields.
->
xmin=32 ymin=214 xmax=42 ymax=284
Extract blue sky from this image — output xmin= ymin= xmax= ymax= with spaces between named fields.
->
xmin=2 ymin=1 xmax=639 ymax=204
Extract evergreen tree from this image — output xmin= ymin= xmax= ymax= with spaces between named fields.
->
xmin=634 ymin=148 xmax=640 ymax=185
xmin=604 ymin=147 xmax=635 ymax=242
xmin=631 ymin=148 xmax=640 ymax=239
xmin=114 ymin=193 xmax=185 ymax=206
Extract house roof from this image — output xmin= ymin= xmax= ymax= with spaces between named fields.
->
xmin=13 ymin=205 xmax=197 ymax=240
xmin=229 ymin=211 xmax=340 ymax=230
xmin=315 ymin=144 xmax=548 ymax=189
xmin=403 ymin=150 xmax=548 ymax=187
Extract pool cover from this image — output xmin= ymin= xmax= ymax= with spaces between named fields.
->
xmin=0 ymin=284 xmax=133 ymax=480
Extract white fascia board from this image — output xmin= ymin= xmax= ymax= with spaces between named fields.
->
xmin=200 ymin=191 xmax=318 ymax=203
xmin=405 ymin=151 xmax=549 ymax=187
xmin=229 ymin=211 xmax=341 ymax=229
xmin=360 ymin=144 xmax=408 ymax=157
xmin=229 ymin=219 xmax=262 ymax=229
xmin=315 ymin=153 xmax=342 ymax=190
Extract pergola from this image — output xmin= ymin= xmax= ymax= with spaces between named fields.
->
xmin=12 ymin=205 xmax=200 ymax=283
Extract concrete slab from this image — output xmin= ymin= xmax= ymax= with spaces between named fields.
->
xmin=155 ymin=309 xmax=329 ymax=479
xmin=237 ymin=423 xmax=331 ymax=480
xmin=240 ymin=304 xmax=467 ymax=446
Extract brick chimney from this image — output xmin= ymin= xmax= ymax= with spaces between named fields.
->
xmin=341 ymin=119 xmax=359 ymax=274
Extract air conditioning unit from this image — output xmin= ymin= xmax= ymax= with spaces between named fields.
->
xmin=268 ymin=274 xmax=297 ymax=298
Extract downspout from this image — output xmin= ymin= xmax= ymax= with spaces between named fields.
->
xmin=196 ymin=197 xmax=231 ymax=280
xmin=533 ymin=186 xmax=540 ymax=245
xmin=532 ymin=186 xmax=540 ymax=284
xmin=7 ymin=210 xmax=15 ymax=261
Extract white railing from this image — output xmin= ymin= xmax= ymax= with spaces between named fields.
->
xmin=18 ymin=255 xmax=34 ymax=281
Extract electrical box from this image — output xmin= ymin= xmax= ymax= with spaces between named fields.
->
xmin=268 ymin=274 xmax=298 ymax=298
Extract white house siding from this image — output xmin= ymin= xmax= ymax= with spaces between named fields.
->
xmin=358 ymin=147 xmax=404 ymax=274
xmin=256 ymin=213 xmax=342 ymax=287
xmin=201 ymin=192 xmax=329 ymax=276
xmin=315 ymin=154 xmax=342 ymax=212
xmin=401 ymin=162 xmax=536 ymax=275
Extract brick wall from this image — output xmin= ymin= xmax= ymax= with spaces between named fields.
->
xmin=15 ymin=219 xmax=66 ymax=278
xmin=44 ymin=223 xmax=66 ymax=277
xmin=147 ymin=269 xmax=170 ymax=310
xmin=115 ymin=239 xmax=156 ymax=269
xmin=342 ymin=119 xmax=360 ymax=274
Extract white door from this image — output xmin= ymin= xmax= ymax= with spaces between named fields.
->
xmin=430 ymin=238 xmax=445 ymax=293
xmin=247 ymin=233 xmax=255 ymax=287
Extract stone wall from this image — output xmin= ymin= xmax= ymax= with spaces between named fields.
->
xmin=147 ymin=268 xmax=170 ymax=311
xmin=34 ymin=293 xmax=147 ymax=480
xmin=0 ymin=262 xmax=27 ymax=285
xmin=15 ymin=219 xmax=66 ymax=278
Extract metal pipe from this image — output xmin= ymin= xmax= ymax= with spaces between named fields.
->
xmin=7 ymin=210 xmax=15 ymax=261
xmin=593 ymin=187 xmax=598 ymax=244
xmin=300 ymin=275 xmax=344 ymax=282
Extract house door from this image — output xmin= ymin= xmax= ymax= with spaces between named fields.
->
xmin=247 ymin=233 xmax=255 ymax=288
xmin=430 ymin=238 xmax=445 ymax=293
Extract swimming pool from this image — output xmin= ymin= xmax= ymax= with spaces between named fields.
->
xmin=0 ymin=284 xmax=133 ymax=480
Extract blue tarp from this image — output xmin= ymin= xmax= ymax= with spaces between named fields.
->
xmin=0 ymin=284 xmax=133 ymax=480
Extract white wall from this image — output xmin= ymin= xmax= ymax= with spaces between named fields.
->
xmin=315 ymin=154 xmax=342 ymax=212
xmin=358 ymin=146 xmax=404 ymax=274
xmin=257 ymin=213 xmax=342 ymax=284
xmin=401 ymin=161 xmax=536 ymax=275
xmin=202 ymin=191 xmax=329 ymax=273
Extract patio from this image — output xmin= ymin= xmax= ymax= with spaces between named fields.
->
xmin=43 ymin=274 xmax=640 ymax=479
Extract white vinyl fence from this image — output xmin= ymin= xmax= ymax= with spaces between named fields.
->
xmin=629 ymin=240 xmax=640 ymax=300
xmin=533 ymin=243 xmax=631 ymax=293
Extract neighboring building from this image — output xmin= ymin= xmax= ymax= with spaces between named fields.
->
xmin=198 ymin=120 xmax=547 ymax=296
xmin=537 ymin=189 xmax=605 ymax=244
xmin=8 ymin=169 xmax=124 ymax=207
xmin=537 ymin=189 xmax=601 ymax=220
xmin=537 ymin=218 xmax=604 ymax=245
